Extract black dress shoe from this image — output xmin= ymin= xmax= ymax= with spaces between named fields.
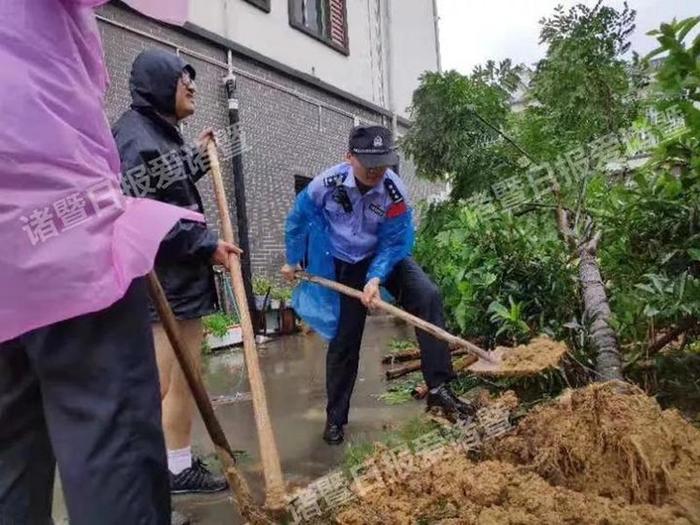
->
xmin=170 ymin=457 xmax=228 ymax=494
xmin=323 ymin=422 xmax=344 ymax=445
xmin=427 ymin=383 xmax=476 ymax=420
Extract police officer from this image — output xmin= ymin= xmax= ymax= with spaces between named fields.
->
xmin=282 ymin=125 xmax=474 ymax=445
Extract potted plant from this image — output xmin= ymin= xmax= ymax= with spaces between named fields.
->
xmin=260 ymin=285 xmax=287 ymax=334
xmin=252 ymin=276 xmax=272 ymax=312
xmin=203 ymin=312 xmax=242 ymax=350
xmin=276 ymin=286 xmax=297 ymax=335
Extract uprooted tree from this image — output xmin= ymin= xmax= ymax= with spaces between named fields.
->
xmin=406 ymin=3 xmax=700 ymax=394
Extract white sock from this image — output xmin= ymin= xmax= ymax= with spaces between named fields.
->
xmin=168 ymin=446 xmax=192 ymax=475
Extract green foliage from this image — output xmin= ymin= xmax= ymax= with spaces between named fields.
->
xmin=583 ymin=18 xmax=700 ymax=358
xmin=645 ymin=16 xmax=700 ymax=173
xmin=252 ymin=276 xmax=272 ymax=296
xmin=587 ymin=169 xmax=700 ymax=345
xmin=527 ymin=1 xmax=639 ymax=153
xmin=341 ymin=417 xmax=438 ymax=474
xmin=403 ymin=64 xmax=524 ymax=198
xmin=487 ymin=296 xmax=531 ymax=344
xmin=414 ymin=203 xmax=577 ymax=346
xmin=387 ymin=338 xmax=417 ymax=354
xmin=203 ymin=312 xmax=239 ymax=338
xmin=377 ymin=388 xmax=415 ymax=406
xmin=270 ymin=285 xmax=293 ymax=303
xmin=404 ymin=3 xmax=641 ymax=200
xmin=377 ymin=371 xmax=423 ymax=406
xmin=406 ymin=7 xmax=700 ymax=411
xmin=341 ymin=440 xmax=376 ymax=474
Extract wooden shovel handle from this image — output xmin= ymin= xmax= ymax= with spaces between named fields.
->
xmin=147 ymin=273 xmax=271 ymax=524
xmin=206 ymin=141 xmax=286 ymax=511
xmin=296 ymin=271 xmax=496 ymax=363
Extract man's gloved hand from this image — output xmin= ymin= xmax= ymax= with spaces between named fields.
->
xmin=211 ymin=240 xmax=242 ymax=269
xmin=362 ymin=277 xmax=381 ymax=308
xmin=281 ymin=263 xmax=301 ymax=282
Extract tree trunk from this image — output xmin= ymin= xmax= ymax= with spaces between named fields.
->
xmin=557 ymin=207 xmax=623 ymax=381
xmin=578 ymin=244 xmax=622 ymax=381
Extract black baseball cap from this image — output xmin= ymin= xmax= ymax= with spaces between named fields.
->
xmin=348 ymin=125 xmax=399 ymax=168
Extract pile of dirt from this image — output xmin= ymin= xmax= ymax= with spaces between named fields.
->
xmin=489 ymin=381 xmax=700 ymax=513
xmin=336 ymin=456 xmax=689 ymax=525
xmin=335 ymin=382 xmax=700 ymax=524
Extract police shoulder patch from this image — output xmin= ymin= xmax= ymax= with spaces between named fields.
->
xmin=383 ymin=178 xmax=404 ymax=204
xmin=384 ymin=177 xmax=408 ymax=218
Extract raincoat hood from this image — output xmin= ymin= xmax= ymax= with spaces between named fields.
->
xmin=129 ymin=49 xmax=196 ymax=116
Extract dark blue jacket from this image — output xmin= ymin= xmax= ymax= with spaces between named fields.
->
xmin=112 ymin=49 xmax=218 ymax=321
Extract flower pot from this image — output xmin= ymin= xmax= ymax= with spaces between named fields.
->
xmin=263 ymin=309 xmax=280 ymax=334
xmin=280 ymin=307 xmax=296 ymax=335
xmin=206 ymin=325 xmax=243 ymax=350
xmin=254 ymin=294 xmax=268 ymax=311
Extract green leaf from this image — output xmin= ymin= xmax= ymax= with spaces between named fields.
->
xmin=634 ymin=283 xmax=655 ymax=294
xmin=643 ymin=304 xmax=660 ymax=317
xmin=677 ymin=16 xmax=700 ymax=43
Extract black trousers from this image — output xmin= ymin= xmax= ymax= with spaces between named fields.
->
xmin=326 ymin=257 xmax=454 ymax=426
xmin=0 ymin=279 xmax=170 ymax=525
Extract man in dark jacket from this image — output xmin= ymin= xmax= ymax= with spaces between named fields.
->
xmin=113 ymin=49 xmax=238 ymax=495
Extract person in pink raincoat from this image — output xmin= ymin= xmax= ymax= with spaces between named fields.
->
xmin=0 ymin=1 xmax=228 ymax=524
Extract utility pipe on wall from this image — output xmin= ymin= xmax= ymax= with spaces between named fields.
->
xmin=224 ymin=50 xmax=257 ymax=329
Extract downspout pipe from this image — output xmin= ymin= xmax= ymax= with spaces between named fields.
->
xmin=223 ymin=50 xmax=258 ymax=330
xmin=432 ymin=0 xmax=442 ymax=73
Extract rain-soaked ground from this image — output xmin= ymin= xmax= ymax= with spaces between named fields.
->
xmin=53 ymin=316 xmax=423 ymax=524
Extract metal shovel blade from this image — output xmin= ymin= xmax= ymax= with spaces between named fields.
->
xmin=467 ymin=347 xmax=508 ymax=375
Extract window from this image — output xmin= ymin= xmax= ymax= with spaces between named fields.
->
xmin=243 ymin=0 xmax=271 ymax=12
xmin=289 ymin=0 xmax=348 ymax=55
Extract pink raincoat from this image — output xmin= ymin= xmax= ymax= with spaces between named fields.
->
xmin=0 ymin=0 xmax=191 ymax=342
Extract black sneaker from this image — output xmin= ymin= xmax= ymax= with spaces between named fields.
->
xmin=427 ymin=384 xmax=476 ymax=421
xmin=322 ymin=422 xmax=344 ymax=445
xmin=170 ymin=458 xmax=228 ymax=494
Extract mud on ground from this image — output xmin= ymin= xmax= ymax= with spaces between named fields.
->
xmin=334 ymin=382 xmax=700 ymax=524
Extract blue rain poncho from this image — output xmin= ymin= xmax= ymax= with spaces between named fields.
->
xmin=285 ymin=181 xmax=414 ymax=341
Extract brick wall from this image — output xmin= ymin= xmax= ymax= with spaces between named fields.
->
xmin=97 ymin=3 xmax=442 ymax=279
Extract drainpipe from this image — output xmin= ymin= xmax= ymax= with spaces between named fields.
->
xmin=382 ymin=0 xmax=400 ymax=174
xmin=223 ymin=50 xmax=258 ymax=330
xmin=383 ymin=0 xmax=394 ymax=115
xmin=432 ymin=0 xmax=442 ymax=73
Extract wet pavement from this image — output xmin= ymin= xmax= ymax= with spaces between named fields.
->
xmin=53 ymin=316 xmax=423 ymax=524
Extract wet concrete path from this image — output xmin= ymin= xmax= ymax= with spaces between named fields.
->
xmin=53 ymin=316 xmax=423 ymax=524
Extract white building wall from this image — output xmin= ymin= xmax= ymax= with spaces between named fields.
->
xmin=189 ymin=0 xmax=375 ymax=103
xmin=386 ymin=0 xmax=440 ymax=115
xmin=189 ymin=0 xmax=440 ymax=118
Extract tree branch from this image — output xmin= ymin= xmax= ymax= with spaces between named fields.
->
xmin=647 ymin=318 xmax=697 ymax=354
